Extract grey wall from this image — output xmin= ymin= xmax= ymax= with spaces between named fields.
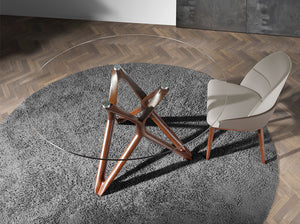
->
xmin=0 ymin=0 xmax=177 ymax=25
xmin=177 ymin=0 xmax=300 ymax=37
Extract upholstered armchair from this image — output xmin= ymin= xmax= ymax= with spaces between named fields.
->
xmin=206 ymin=51 xmax=292 ymax=164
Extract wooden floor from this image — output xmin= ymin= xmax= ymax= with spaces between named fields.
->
xmin=1 ymin=15 xmax=300 ymax=223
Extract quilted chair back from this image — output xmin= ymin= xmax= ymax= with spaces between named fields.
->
xmin=240 ymin=51 xmax=292 ymax=116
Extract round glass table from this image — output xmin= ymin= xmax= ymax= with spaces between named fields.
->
xmin=25 ymin=34 xmax=228 ymax=161
xmin=24 ymin=34 xmax=229 ymax=196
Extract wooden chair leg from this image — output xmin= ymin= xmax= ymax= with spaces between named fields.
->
xmin=206 ymin=127 xmax=215 ymax=160
xmin=258 ymin=128 xmax=266 ymax=164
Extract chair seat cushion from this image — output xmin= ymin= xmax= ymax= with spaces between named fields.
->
xmin=207 ymin=80 xmax=261 ymax=128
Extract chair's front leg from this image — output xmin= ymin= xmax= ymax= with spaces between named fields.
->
xmin=206 ymin=127 xmax=215 ymax=160
xmin=258 ymin=128 xmax=266 ymax=164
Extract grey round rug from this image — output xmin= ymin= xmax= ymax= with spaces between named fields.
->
xmin=0 ymin=63 xmax=278 ymax=224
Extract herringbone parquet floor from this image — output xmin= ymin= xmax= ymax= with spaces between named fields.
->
xmin=1 ymin=15 xmax=299 ymax=223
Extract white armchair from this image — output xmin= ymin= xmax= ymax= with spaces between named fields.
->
xmin=206 ymin=51 xmax=292 ymax=163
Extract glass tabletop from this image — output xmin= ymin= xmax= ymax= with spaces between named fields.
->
xmin=24 ymin=34 xmax=228 ymax=161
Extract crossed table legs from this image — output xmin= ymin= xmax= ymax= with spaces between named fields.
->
xmin=95 ymin=65 xmax=193 ymax=196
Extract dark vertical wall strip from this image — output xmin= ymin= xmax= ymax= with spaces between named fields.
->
xmin=247 ymin=0 xmax=300 ymax=36
xmin=177 ymin=0 xmax=300 ymax=37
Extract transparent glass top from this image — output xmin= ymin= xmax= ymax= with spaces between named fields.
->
xmin=24 ymin=34 xmax=228 ymax=161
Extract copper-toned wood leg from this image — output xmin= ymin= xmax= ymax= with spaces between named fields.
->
xmin=117 ymin=106 xmax=142 ymax=124
xmin=96 ymin=133 xmax=142 ymax=196
xmin=206 ymin=127 xmax=215 ymax=160
xmin=151 ymin=112 xmax=193 ymax=160
xmin=95 ymin=112 xmax=115 ymax=193
xmin=258 ymin=128 xmax=266 ymax=164
xmin=95 ymin=65 xmax=193 ymax=196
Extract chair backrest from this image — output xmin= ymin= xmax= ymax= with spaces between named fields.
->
xmin=240 ymin=51 xmax=292 ymax=116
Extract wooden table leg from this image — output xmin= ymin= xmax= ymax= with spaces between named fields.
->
xmin=94 ymin=65 xmax=193 ymax=196
xmin=151 ymin=112 xmax=192 ymax=160
xmin=95 ymin=112 xmax=115 ymax=194
xmin=96 ymin=133 xmax=142 ymax=196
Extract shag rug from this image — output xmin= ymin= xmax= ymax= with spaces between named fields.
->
xmin=0 ymin=63 xmax=278 ymax=224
